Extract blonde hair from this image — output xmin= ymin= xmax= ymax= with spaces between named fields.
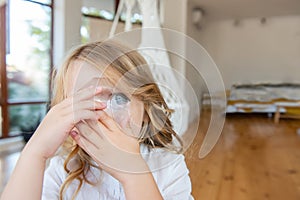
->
xmin=51 ymin=41 xmax=183 ymax=199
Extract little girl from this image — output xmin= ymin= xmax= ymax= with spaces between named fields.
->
xmin=0 ymin=41 xmax=193 ymax=200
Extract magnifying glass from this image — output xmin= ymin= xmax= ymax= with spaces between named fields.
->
xmin=82 ymin=77 xmax=144 ymax=138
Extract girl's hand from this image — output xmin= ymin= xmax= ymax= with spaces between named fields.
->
xmin=23 ymin=87 xmax=106 ymax=160
xmin=71 ymin=111 xmax=149 ymax=184
xmin=71 ymin=112 xmax=164 ymax=200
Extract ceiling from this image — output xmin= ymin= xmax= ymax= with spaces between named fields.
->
xmin=189 ymin=0 xmax=300 ymax=20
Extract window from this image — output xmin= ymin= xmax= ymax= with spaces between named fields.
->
xmin=81 ymin=2 xmax=142 ymax=43
xmin=0 ymin=0 xmax=53 ymax=138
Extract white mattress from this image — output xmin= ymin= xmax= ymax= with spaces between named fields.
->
xmin=227 ymin=83 xmax=300 ymax=113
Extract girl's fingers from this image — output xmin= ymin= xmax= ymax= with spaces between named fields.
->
xmin=72 ymin=110 xmax=100 ymax=123
xmin=73 ymin=86 xmax=103 ymax=102
xmin=55 ymin=87 xmax=104 ymax=111
xmin=62 ymin=100 xmax=106 ymax=123
xmin=78 ymin=119 xmax=110 ymax=138
xmin=70 ymin=130 xmax=99 ymax=154
xmin=74 ymin=100 xmax=107 ymax=111
xmin=71 ymin=132 xmax=109 ymax=170
xmin=75 ymin=122 xmax=102 ymax=149
xmin=97 ymin=111 xmax=120 ymax=131
xmin=85 ymin=119 xmax=104 ymax=134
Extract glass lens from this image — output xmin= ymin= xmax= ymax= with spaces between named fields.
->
xmin=108 ymin=92 xmax=131 ymax=130
xmin=82 ymin=78 xmax=143 ymax=137
xmin=89 ymin=78 xmax=132 ymax=123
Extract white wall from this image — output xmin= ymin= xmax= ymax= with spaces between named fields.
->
xmin=162 ymin=0 xmax=187 ymax=76
xmin=89 ymin=18 xmax=141 ymax=46
xmin=189 ymin=15 xmax=300 ymax=89
xmin=183 ymin=1 xmax=210 ymax=101
xmin=53 ymin=0 xmax=82 ymax=66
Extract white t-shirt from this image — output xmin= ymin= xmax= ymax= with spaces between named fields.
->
xmin=42 ymin=145 xmax=194 ymax=200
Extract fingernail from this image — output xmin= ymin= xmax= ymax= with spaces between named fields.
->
xmin=95 ymin=86 xmax=102 ymax=92
xmin=70 ymin=130 xmax=78 ymax=137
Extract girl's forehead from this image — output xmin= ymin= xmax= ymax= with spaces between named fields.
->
xmin=68 ymin=60 xmax=102 ymax=89
xmin=66 ymin=60 xmax=124 ymax=94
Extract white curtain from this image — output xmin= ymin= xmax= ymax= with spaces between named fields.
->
xmin=109 ymin=0 xmax=190 ymax=135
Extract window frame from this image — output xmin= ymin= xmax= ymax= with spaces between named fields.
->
xmin=0 ymin=0 xmax=54 ymax=138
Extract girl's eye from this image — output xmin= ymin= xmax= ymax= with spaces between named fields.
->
xmin=111 ymin=93 xmax=130 ymax=106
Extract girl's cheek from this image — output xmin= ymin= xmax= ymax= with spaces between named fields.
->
xmin=107 ymin=107 xmax=141 ymax=138
xmin=117 ymin=114 xmax=130 ymax=129
xmin=129 ymin=100 xmax=144 ymax=135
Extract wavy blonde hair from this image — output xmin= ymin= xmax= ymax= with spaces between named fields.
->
xmin=51 ymin=41 xmax=183 ymax=199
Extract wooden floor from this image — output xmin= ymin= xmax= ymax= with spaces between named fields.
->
xmin=185 ymin=110 xmax=300 ymax=200
xmin=0 ymin=110 xmax=300 ymax=199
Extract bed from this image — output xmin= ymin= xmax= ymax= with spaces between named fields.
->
xmin=226 ymin=83 xmax=300 ymax=123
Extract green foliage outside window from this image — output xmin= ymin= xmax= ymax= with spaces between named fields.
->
xmin=8 ymin=3 xmax=51 ymax=135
